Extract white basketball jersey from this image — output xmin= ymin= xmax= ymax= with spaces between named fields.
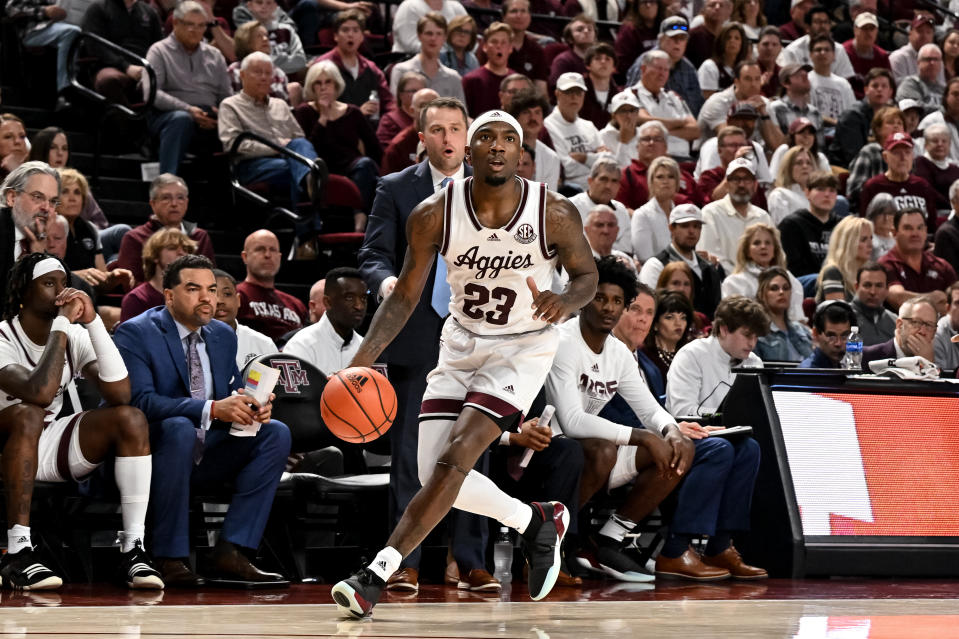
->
xmin=440 ymin=176 xmax=558 ymax=336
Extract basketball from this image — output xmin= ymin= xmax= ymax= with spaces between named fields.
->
xmin=320 ymin=367 xmax=397 ymax=443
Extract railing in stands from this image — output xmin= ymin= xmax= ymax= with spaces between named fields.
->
xmin=227 ymin=131 xmax=330 ymax=225
xmin=66 ymin=31 xmax=157 ymax=118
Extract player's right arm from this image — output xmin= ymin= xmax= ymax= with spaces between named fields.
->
xmin=350 ymin=193 xmax=446 ymax=369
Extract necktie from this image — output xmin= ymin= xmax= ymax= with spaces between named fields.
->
xmin=430 ymin=177 xmax=454 ymax=318
xmin=186 ymin=332 xmax=206 ymax=463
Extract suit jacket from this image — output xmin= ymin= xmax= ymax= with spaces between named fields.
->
xmin=357 ymin=160 xmax=471 ymax=366
xmin=114 ymin=305 xmax=241 ymax=424
xmin=862 ymin=338 xmax=898 ymax=370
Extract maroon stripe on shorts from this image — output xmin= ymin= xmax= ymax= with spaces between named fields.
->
xmin=56 ymin=412 xmax=86 ymax=481
xmin=463 ymin=391 xmax=519 ymax=419
xmin=419 ymin=398 xmax=464 ymax=419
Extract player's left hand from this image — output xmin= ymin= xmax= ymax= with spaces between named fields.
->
xmin=527 ymin=277 xmax=570 ymax=324
xmin=665 ymin=425 xmax=694 ymax=476
xmin=56 ymin=288 xmax=96 ymax=324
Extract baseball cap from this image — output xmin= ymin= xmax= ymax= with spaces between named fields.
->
xmin=854 ymin=12 xmax=878 ymax=28
xmin=883 ymin=131 xmax=914 ymax=151
xmin=898 ymin=98 xmax=923 ymax=112
xmin=778 ymin=63 xmax=813 ymax=85
xmin=726 ymin=157 xmax=756 ymax=178
xmin=911 ymin=15 xmax=934 ymax=30
xmin=608 ymin=90 xmax=640 ymax=114
xmin=659 ymin=16 xmax=689 ymax=37
xmin=669 ymin=204 xmax=703 ymax=225
xmin=727 ymin=102 xmax=760 ymax=119
xmin=822 ymin=279 xmax=847 ymax=296
xmin=555 ymin=72 xmax=587 ymax=92
xmin=788 ymin=116 xmax=816 ymax=135
xmin=790 ymin=0 xmax=809 ymax=8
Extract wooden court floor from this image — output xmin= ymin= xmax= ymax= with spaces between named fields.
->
xmin=0 ymin=580 xmax=957 ymax=638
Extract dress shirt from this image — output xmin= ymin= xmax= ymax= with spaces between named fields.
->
xmin=666 ymin=334 xmax=763 ymax=416
xmin=698 ymin=196 xmax=771 ymax=274
xmin=174 ymin=318 xmax=214 ymax=429
xmin=282 ymin=313 xmax=363 ymax=375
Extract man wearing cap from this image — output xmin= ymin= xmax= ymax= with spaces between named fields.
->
xmin=916 ymin=78 xmax=959 ymax=163
xmin=896 ymin=43 xmax=946 ymax=115
xmin=878 ymin=208 xmax=956 ymax=311
xmin=781 ymin=0 xmax=813 ymax=42
xmin=698 ymin=61 xmax=785 ymax=151
xmin=695 ymin=125 xmax=769 ymax=210
xmin=860 ymin=132 xmax=938 ymax=228
xmin=545 ymin=72 xmax=608 ymax=187
xmin=506 ymin=88 xmax=561 ymax=189
xmin=807 ymin=34 xmax=857 ymax=127
xmin=639 ymin=204 xmax=724 ymax=318
xmin=570 ymin=156 xmax=633 ymax=255
xmin=599 ymin=91 xmax=642 ymax=167
xmin=632 ymin=50 xmax=699 ymax=161
xmin=842 ymin=12 xmax=890 ymax=77
xmin=768 ymin=63 xmax=825 ymax=143
xmin=777 ymin=5 xmax=854 ymax=79
xmin=695 ymin=102 xmax=774 ymax=188
xmin=778 ymin=171 xmax=840 ymax=280
xmin=580 ymin=43 xmax=621 ymax=130
xmin=889 ymin=15 xmax=939 ymax=85
xmin=627 ymin=16 xmax=704 ymax=119
xmin=684 ymin=0 xmax=732 ymax=68
xmin=698 ymin=158 xmax=771 ymax=274
xmin=829 ymin=68 xmax=895 ymax=166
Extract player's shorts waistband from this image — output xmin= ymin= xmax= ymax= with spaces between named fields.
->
xmin=449 ymin=317 xmax=554 ymax=339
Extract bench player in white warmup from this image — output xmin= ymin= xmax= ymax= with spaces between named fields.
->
xmin=331 ymin=110 xmax=598 ymax=618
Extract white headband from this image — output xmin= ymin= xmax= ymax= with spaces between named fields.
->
xmin=32 ymin=257 xmax=65 ymax=280
xmin=467 ymin=110 xmax=524 ymax=147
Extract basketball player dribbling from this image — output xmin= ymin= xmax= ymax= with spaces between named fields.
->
xmin=331 ymin=110 xmax=599 ymax=618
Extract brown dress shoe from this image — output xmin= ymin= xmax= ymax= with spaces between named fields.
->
xmin=655 ymin=549 xmax=730 ymax=581
xmin=207 ymin=541 xmax=286 ymax=583
xmin=702 ymin=546 xmax=768 ymax=579
xmin=555 ymin=570 xmax=583 ymax=587
xmin=386 ymin=567 xmax=419 ymax=592
xmin=156 ymin=558 xmax=205 ymax=588
xmin=457 ymin=569 xmax=502 ymax=592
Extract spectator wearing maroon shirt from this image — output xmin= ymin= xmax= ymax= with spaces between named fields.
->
xmin=236 ymin=230 xmax=308 ymax=339
xmin=548 ymin=14 xmax=595 ymax=92
xmin=697 ymin=125 xmax=768 ymax=210
xmin=779 ymin=0 xmax=811 ymax=42
xmin=913 ymin=123 xmax=959 ymax=217
xmin=684 ymin=0 xmax=732 ymax=68
xmin=843 ymin=12 xmax=889 ymax=80
xmin=757 ymin=26 xmax=783 ymax=99
xmin=614 ymin=0 xmax=662 ymax=74
xmin=380 ymin=88 xmax=439 ymax=175
xmin=879 ymin=207 xmax=957 ymax=311
xmin=115 ymin=174 xmax=215 ymax=283
xmin=860 ymin=132 xmax=939 ymax=229
xmin=580 ymin=43 xmax=620 ymax=130
xmin=377 ymin=72 xmax=426 ymax=147
xmin=120 ymin=228 xmax=196 ymax=323
xmin=462 ymin=23 xmax=516 ymax=118
xmin=616 ymin=120 xmax=702 ymax=208
xmin=496 ymin=0 xmax=548 ymax=95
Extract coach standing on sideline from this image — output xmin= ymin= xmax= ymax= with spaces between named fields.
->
xmin=358 ymin=97 xmax=497 ymax=592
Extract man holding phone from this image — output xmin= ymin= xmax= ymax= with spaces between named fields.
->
xmin=1 ymin=162 xmax=57 ymax=292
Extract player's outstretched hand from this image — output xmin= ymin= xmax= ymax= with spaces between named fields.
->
xmin=527 ymin=277 xmax=569 ymax=324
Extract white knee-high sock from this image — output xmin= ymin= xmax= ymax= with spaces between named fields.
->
xmin=453 ymin=470 xmax=533 ymax=534
xmin=115 ymin=455 xmax=151 ymax=552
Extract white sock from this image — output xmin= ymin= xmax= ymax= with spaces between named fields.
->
xmin=599 ymin=513 xmax=636 ymax=544
xmin=453 ymin=470 xmax=533 ymax=533
xmin=115 ymin=455 xmax=151 ymax=552
xmin=8 ymin=524 xmax=31 ymax=554
xmin=367 ymin=546 xmax=402 ymax=582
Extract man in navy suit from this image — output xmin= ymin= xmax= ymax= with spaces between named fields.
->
xmin=358 ymin=97 xmax=499 ymax=591
xmin=115 ymin=255 xmax=291 ymax=587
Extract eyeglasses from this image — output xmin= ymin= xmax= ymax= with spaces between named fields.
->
xmin=903 ymin=317 xmax=937 ymax=332
xmin=178 ymin=19 xmax=208 ymax=31
xmin=639 ymin=136 xmax=666 ymax=143
xmin=21 ymin=190 xmax=60 ymax=208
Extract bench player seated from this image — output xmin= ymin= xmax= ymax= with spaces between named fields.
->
xmin=0 ymin=253 xmax=161 ymax=590
xmin=545 ymin=256 xmax=696 ymax=582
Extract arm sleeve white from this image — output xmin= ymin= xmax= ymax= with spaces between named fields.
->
xmin=631 ymin=208 xmax=655 ymax=262
xmin=638 ymin=257 xmax=664 ymax=288
xmin=84 ymin=315 xmax=127 ymax=382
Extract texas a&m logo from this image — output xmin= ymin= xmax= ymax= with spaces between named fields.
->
xmin=272 ymin=359 xmax=310 ymax=394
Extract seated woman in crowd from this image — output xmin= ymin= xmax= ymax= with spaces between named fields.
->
xmin=722 ymin=222 xmax=805 ymax=320
xmin=766 ymin=145 xmax=814 ymax=225
xmin=631 ymin=156 xmax=680 ymax=262
xmin=816 ymin=215 xmax=873 ymax=302
xmin=228 ymin=21 xmax=301 ymax=106
xmin=913 ymin=123 xmax=959 ymax=219
xmin=768 ymin=117 xmax=830 ymax=178
xmin=731 ymin=0 xmax=766 ymax=42
xmin=0 ymin=113 xmax=27 ymax=181
xmin=440 ymin=15 xmax=480 ymax=76
xmin=614 ymin=0 xmax=662 ymax=74
xmin=754 ymin=265 xmax=813 ymax=362
xmin=656 ymin=261 xmax=710 ymax=336
xmin=600 ymin=91 xmax=641 ymax=168
xmin=942 ymin=28 xmax=959 ymax=82
xmin=698 ymin=22 xmax=749 ymax=99
xmin=640 ymin=290 xmax=694 ymax=383
xmin=30 ymin=127 xmax=111 ymax=230
xmin=120 ymin=228 xmax=197 ymax=323
xmin=295 ymin=60 xmax=382 ymax=219
xmin=846 ymin=105 xmax=905 ymax=210
xmin=377 ymin=71 xmax=427 ymax=147
xmin=866 ymin=193 xmax=897 ymax=260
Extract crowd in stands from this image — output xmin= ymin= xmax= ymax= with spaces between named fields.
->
xmin=6 ymin=0 xmax=959 ymax=591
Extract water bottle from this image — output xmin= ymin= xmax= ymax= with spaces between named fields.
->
xmin=493 ymin=526 xmax=512 ymax=583
xmin=367 ymin=90 xmax=380 ymax=123
xmin=842 ymin=326 xmax=863 ymax=370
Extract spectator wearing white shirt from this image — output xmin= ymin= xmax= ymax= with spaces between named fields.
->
xmin=569 ymin=156 xmax=633 ymax=255
xmin=776 ymin=4 xmax=854 ymax=78
xmin=807 ymin=34 xmax=856 ymax=127
xmin=584 ymin=206 xmax=635 ymax=267
xmin=698 ymin=157 xmax=771 ymax=273
xmin=630 ymin=155 xmax=681 ymax=262
xmin=283 ymin=267 xmax=367 ymax=374
xmin=212 ymin=269 xmax=278 ymax=373
xmin=889 ymin=15 xmax=938 ymax=84
xmin=544 ymin=72 xmax=607 ymax=187
xmin=766 ymin=146 xmax=814 ymax=225
xmin=599 ymin=91 xmax=641 ymax=168
xmin=389 ymin=13 xmax=467 ymax=103
xmin=721 ymin=222 xmax=807 ymax=319
xmin=632 ymin=50 xmax=699 ymax=161
xmin=506 ymin=88 xmax=561 ymax=190
xmin=693 ymin=102 xmax=773 ymax=187
xmin=391 ymin=0 xmax=466 ymax=54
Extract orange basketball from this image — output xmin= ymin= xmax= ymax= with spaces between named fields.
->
xmin=321 ymin=367 xmax=397 ymax=443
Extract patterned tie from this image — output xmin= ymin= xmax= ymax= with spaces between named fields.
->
xmin=430 ymin=177 xmax=454 ymax=318
xmin=186 ymin=332 xmax=206 ymax=463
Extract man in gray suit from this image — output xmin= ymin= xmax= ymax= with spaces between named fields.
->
xmin=358 ymin=98 xmax=499 ymax=592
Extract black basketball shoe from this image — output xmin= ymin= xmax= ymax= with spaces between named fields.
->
xmin=0 ymin=548 xmax=62 ymax=590
xmin=118 ymin=540 xmax=164 ymax=589
xmin=331 ymin=567 xmax=385 ymax=618
xmin=520 ymin=501 xmax=569 ymax=601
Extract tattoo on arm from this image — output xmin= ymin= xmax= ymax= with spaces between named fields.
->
xmin=545 ymin=194 xmax=598 ymax=310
